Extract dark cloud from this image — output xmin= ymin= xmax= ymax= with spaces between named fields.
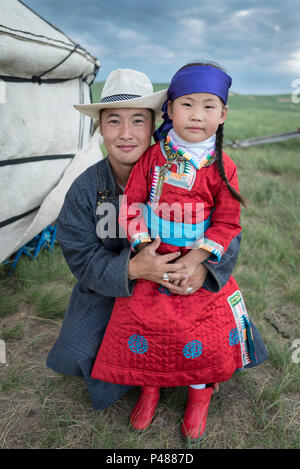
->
xmin=20 ymin=0 xmax=300 ymax=93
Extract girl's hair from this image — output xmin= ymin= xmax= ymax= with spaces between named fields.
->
xmin=178 ymin=61 xmax=247 ymax=207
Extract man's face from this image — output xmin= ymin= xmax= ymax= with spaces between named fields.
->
xmin=99 ymin=108 xmax=153 ymax=174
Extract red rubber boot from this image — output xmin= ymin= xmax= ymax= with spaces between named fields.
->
xmin=181 ymin=386 xmax=213 ymax=442
xmin=130 ymin=386 xmax=160 ymax=432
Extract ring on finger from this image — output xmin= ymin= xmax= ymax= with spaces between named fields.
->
xmin=186 ymin=286 xmax=193 ymax=294
xmin=163 ymin=272 xmax=170 ymax=282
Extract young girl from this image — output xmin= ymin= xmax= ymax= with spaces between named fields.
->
xmin=91 ymin=63 xmax=264 ymax=441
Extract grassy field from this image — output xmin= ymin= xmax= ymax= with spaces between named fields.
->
xmin=0 ymin=89 xmax=299 ymax=449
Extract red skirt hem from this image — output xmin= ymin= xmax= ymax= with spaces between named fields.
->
xmin=91 ymin=359 xmax=239 ymax=387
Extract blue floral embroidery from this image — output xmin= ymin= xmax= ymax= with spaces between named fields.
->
xmin=128 ymin=335 xmax=148 ymax=354
xmin=158 ymin=286 xmax=171 ymax=295
xmin=229 ymin=327 xmax=240 ymax=346
xmin=183 ymin=340 xmax=203 ymax=359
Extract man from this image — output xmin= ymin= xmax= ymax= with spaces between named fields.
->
xmin=47 ymin=69 xmax=261 ymax=411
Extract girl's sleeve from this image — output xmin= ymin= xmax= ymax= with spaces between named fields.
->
xmin=193 ymin=157 xmax=242 ymax=263
xmin=119 ymin=150 xmax=152 ymax=252
xmin=202 ymin=232 xmax=241 ymax=291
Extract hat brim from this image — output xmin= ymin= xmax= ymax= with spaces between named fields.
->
xmin=74 ymin=89 xmax=167 ymax=121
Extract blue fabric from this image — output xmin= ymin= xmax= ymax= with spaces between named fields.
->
xmin=154 ymin=65 xmax=232 ymax=141
xmin=143 ymin=203 xmax=211 ymax=246
xmin=46 ymin=157 xmax=267 ymax=410
xmin=47 ymin=158 xmax=134 ymax=409
xmin=167 ymin=65 xmax=232 ymax=105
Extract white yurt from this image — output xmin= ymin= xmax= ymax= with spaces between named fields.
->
xmin=0 ymin=0 xmax=103 ymax=264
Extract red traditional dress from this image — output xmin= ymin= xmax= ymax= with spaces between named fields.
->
xmin=91 ymin=134 xmax=256 ymax=387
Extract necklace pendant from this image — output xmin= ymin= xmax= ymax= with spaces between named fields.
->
xmin=176 ymin=156 xmax=184 ymax=163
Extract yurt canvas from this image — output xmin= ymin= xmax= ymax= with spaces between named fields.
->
xmin=0 ymin=0 xmax=103 ymax=264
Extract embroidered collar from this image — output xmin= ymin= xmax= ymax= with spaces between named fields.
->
xmin=164 ymin=129 xmax=216 ymax=170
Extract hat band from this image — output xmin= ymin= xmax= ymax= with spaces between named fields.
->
xmin=100 ymin=93 xmax=141 ymax=103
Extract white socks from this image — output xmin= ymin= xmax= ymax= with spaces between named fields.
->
xmin=190 ymin=384 xmax=206 ymax=389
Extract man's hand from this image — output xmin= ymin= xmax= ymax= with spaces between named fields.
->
xmin=128 ymin=236 xmax=189 ymax=294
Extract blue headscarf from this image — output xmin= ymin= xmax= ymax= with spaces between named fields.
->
xmin=154 ymin=65 xmax=232 ymax=142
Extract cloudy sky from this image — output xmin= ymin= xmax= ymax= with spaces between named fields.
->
xmin=23 ymin=0 xmax=300 ymax=94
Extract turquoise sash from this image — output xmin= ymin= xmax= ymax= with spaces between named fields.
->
xmin=143 ymin=203 xmax=211 ymax=247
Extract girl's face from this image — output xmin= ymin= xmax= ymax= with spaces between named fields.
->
xmin=167 ymin=92 xmax=228 ymax=143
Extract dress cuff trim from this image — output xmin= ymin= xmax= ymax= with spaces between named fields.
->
xmin=191 ymin=237 xmax=224 ymax=262
xmin=130 ymin=232 xmax=152 ymax=252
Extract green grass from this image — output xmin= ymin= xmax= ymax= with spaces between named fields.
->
xmin=0 ymin=92 xmax=300 ymax=449
xmin=0 ymin=251 xmax=75 ymax=329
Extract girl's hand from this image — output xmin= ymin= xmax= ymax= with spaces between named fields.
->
xmin=172 ymin=249 xmax=210 ymax=295
xmin=179 ymin=262 xmax=209 ymax=295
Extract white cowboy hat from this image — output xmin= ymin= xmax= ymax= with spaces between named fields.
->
xmin=74 ymin=68 xmax=167 ymax=121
